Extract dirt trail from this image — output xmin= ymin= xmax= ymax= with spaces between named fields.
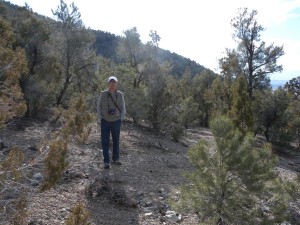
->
xmin=0 ymin=120 xmax=299 ymax=224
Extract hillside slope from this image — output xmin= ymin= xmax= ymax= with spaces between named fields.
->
xmin=0 ymin=120 xmax=299 ymax=224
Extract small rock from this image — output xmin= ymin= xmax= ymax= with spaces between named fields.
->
xmin=32 ymin=172 xmax=43 ymax=181
xmin=28 ymin=146 xmax=38 ymax=151
xmin=161 ymin=210 xmax=181 ymax=223
xmin=281 ymin=222 xmax=291 ymax=225
xmin=144 ymin=201 xmax=153 ymax=207
xmin=0 ymin=140 xmax=5 ymax=149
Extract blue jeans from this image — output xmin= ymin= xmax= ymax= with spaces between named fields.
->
xmin=101 ymin=119 xmax=121 ymax=164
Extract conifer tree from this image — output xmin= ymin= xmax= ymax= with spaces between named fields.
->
xmin=229 ymin=76 xmax=253 ymax=133
xmin=177 ymin=96 xmax=199 ymax=128
xmin=285 ymin=80 xmax=300 ymax=149
xmin=254 ymin=88 xmax=292 ymax=145
xmin=117 ymin=27 xmax=143 ymax=88
xmin=12 ymin=7 xmax=51 ymax=117
xmin=219 ymin=8 xmax=284 ymax=100
xmin=285 ymin=76 xmax=300 ymax=101
xmin=192 ymin=70 xmax=216 ymax=127
xmin=205 ymin=76 xmax=231 ymax=117
xmin=0 ymin=16 xmax=27 ymax=127
xmin=52 ymin=0 xmax=96 ymax=106
xmin=173 ymin=116 xmax=290 ymax=224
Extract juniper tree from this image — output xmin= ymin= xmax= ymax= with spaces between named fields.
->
xmin=205 ymin=76 xmax=232 ymax=117
xmin=192 ymin=70 xmax=217 ymax=127
xmin=173 ymin=116 xmax=290 ymax=224
xmin=0 ymin=16 xmax=27 ymax=127
xmin=9 ymin=5 xmax=51 ymax=117
xmin=116 ymin=27 xmax=143 ymax=88
xmin=285 ymin=78 xmax=300 ymax=149
xmin=229 ymin=76 xmax=254 ymax=133
xmin=285 ymin=76 xmax=300 ymax=101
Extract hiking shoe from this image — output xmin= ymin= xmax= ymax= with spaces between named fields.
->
xmin=111 ymin=160 xmax=122 ymax=165
xmin=104 ymin=163 xmax=110 ymax=169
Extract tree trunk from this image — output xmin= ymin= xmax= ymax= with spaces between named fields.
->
xmin=56 ymin=74 xmax=71 ymax=106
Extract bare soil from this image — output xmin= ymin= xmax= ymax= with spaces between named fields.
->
xmin=0 ymin=119 xmax=299 ymax=225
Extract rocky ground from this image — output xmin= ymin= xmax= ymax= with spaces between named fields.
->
xmin=0 ymin=118 xmax=299 ymax=225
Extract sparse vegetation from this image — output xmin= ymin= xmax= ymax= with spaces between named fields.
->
xmin=0 ymin=15 xmax=27 ymax=128
xmin=172 ymin=116 xmax=291 ymax=224
xmin=40 ymin=138 xmax=68 ymax=191
xmin=0 ymin=0 xmax=299 ymax=224
xmin=41 ymin=94 xmax=94 ymax=191
xmin=64 ymin=203 xmax=91 ymax=225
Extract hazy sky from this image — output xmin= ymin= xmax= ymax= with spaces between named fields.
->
xmin=6 ymin=0 xmax=300 ymax=80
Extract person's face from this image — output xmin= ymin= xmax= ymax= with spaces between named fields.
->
xmin=108 ymin=80 xmax=117 ymax=92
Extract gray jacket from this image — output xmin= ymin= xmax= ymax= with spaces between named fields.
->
xmin=97 ymin=90 xmax=126 ymax=122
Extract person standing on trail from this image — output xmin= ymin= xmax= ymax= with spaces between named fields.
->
xmin=97 ymin=76 xmax=126 ymax=169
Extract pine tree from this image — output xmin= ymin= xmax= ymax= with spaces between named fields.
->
xmin=51 ymin=0 xmax=96 ymax=106
xmin=173 ymin=116 xmax=290 ymax=224
xmin=219 ymin=8 xmax=284 ymax=100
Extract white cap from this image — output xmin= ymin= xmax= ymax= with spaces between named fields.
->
xmin=107 ymin=76 xmax=118 ymax=82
